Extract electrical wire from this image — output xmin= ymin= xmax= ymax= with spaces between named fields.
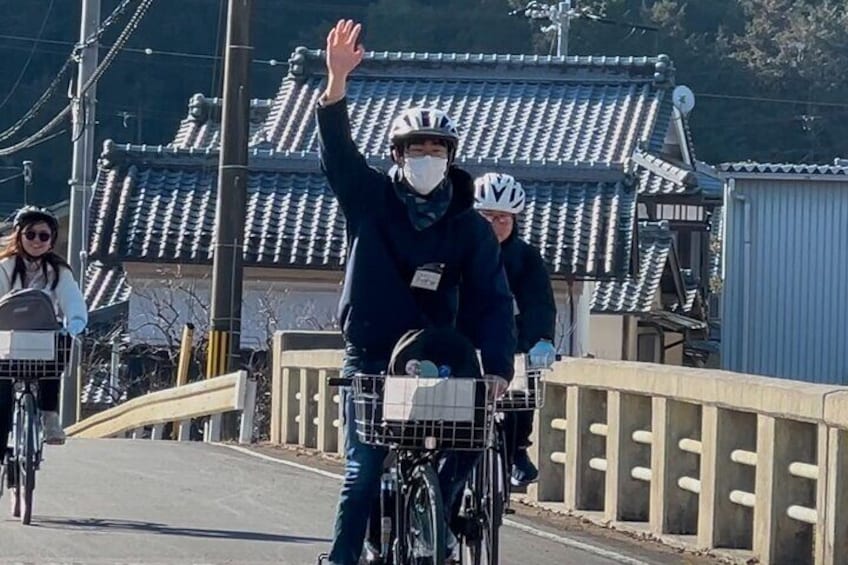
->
xmin=0 ymin=173 xmax=23 ymax=185
xmin=0 ymin=0 xmax=55 ymax=112
xmin=0 ymin=0 xmax=156 ymax=157
xmin=0 ymin=0 xmax=138 ymax=143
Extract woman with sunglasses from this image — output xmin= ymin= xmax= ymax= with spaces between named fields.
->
xmin=0 ymin=206 xmax=87 ymax=462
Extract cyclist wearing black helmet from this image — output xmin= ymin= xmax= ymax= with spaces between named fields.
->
xmin=317 ymin=19 xmax=516 ymax=565
xmin=0 ymin=206 xmax=87 ymax=462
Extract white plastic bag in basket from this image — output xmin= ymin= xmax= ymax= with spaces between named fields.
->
xmin=383 ymin=377 xmax=476 ymax=422
xmin=0 ymin=330 xmax=55 ymax=360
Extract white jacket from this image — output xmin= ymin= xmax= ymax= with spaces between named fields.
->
xmin=0 ymin=256 xmax=88 ymax=329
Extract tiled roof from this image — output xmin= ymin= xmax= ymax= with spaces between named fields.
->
xmin=667 ymin=275 xmax=699 ymax=314
xmin=88 ymin=144 xmax=636 ymax=279
xmin=630 ymin=150 xmax=723 ymax=201
xmin=631 ymin=150 xmax=697 ymax=196
xmin=81 ymin=368 xmax=126 ymax=407
xmin=255 ymin=48 xmax=677 ymax=164
xmin=85 ymin=261 xmax=131 ymax=311
xmin=720 ymin=162 xmax=848 ymax=176
xmin=694 ymin=161 xmax=724 ymax=199
xmin=591 ymin=222 xmax=674 ymax=313
xmin=649 ymin=309 xmax=707 ymax=332
xmin=171 ymin=93 xmax=273 ymax=151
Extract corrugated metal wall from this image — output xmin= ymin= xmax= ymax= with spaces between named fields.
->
xmin=722 ymin=176 xmax=848 ymax=383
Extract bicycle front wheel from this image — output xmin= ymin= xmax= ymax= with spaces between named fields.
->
xmin=462 ymin=448 xmax=502 ymax=565
xmin=18 ymin=393 xmax=36 ymax=525
xmin=404 ymin=463 xmax=446 ymax=565
xmin=486 ymin=448 xmax=503 ymax=564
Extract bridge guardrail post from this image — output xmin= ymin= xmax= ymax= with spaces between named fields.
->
xmin=281 ymin=367 xmax=299 ymax=444
xmin=698 ymin=406 xmax=756 ymax=550
xmin=270 ymin=332 xmax=285 ymax=444
xmin=818 ymin=425 xmax=848 ymax=565
xmin=237 ymin=375 xmax=257 ymax=445
xmin=316 ymin=369 xmax=339 ymax=454
xmin=528 ymin=382 xmax=566 ymax=504
xmin=298 ymin=368 xmax=318 ymax=448
xmin=650 ymin=397 xmax=700 ymax=535
xmin=753 ymin=416 xmax=816 ymax=563
xmin=565 ymin=386 xmax=606 ymax=512
xmin=605 ymin=391 xmax=651 ymax=522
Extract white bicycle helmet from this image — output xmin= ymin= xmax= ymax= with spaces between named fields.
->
xmin=389 ymin=108 xmax=459 ymax=158
xmin=474 ymin=173 xmax=526 ymax=214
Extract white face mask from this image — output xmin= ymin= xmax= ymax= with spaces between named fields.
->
xmin=402 ymin=156 xmax=448 ymax=195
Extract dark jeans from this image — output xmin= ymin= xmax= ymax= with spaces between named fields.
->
xmin=504 ymin=409 xmax=534 ymax=459
xmin=0 ymin=378 xmax=60 ymax=458
xmin=328 ymin=347 xmax=480 ymax=565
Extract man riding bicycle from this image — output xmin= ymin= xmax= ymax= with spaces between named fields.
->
xmin=459 ymin=172 xmax=557 ymax=486
xmin=317 ymin=19 xmax=516 ymax=565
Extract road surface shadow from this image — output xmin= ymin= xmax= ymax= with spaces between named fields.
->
xmin=32 ymin=516 xmax=330 ymax=543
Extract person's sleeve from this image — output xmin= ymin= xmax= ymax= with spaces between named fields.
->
xmin=55 ymin=268 xmax=88 ymax=330
xmin=461 ymin=218 xmax=517 ymax=380
xmin=316 ymin=97 xmax=386 ymax=223
xmin=515 ymin=245 xmax=557 ymax=352
xmin=0 ymin=260 xmax=12 ymax=296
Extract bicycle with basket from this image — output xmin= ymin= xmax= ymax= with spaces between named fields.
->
xmin=320 ymin=365 xmax=503 ymax=565
xmin=455 ymin=359 xmax=550 ymax=564
xmin=0 ymin=289 xmax=73 ymax=525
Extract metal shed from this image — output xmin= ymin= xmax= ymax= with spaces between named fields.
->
xmin=720 ymin=162 xmax=848 ymax=383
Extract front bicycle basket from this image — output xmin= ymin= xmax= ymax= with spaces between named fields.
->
xmin=0 ymin=289 xmax=69 ymax=379
xmin=351 ymin=374 xmax=497 ymax=451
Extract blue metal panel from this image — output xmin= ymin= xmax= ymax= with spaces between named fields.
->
xmin=722 ymin=176 xmax=848 ymax=383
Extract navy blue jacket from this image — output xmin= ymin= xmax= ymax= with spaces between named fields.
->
xmin=317 ymin=99 xmax=516 ymax=379
xmin=459 ymin=230 xmax=557 ymax=354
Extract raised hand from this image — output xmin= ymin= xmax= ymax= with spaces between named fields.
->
xmin=326 ymin=19 xmax=365 ymax=80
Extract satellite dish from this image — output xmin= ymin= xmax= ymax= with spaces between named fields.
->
xmin=672 ymin=85 xmax=695 ymax=115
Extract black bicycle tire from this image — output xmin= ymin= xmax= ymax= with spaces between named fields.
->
xmin=404 ymin=463 xmax=446 ymax=565
xmin=20 ymin=392 xmax=36 ymax=525
xmin=10 ymin=395 xmax=25 ymax=520
xmin=486 ymin=447 xmax=502 ymax=564
xmin=465 ymin=458 xmax=487 ymax=565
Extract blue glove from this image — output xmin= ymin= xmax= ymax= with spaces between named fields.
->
xmin=528 ymin=340 xmax=556 ymax=369
xmin=66 ymin=318 xmax=86 ymax=337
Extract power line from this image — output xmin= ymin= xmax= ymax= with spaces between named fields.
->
xmin=0 ymin=0 xmax=155 ymax=156
xmin=0 ymin=0 xmax=56 ymax=112
xmin=698 ymin=92 xmax=848 ymax=109
xmin=0 ymin=173 xmax=23 ymax=185
xmin=0 ymin=32 xmax=286 ymax=67
xmin=0 ymin=0 xmax=138 ymax=143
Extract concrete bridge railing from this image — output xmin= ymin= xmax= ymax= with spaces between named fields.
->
xmin=270 ymin=331 xmax=848 ymax=565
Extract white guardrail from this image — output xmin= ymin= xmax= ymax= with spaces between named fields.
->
xmin=67 ymin=370 xmax=256 ymax=444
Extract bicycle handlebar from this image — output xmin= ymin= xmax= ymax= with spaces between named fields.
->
xmin=328 ymin=377 xmax=352 ymax=387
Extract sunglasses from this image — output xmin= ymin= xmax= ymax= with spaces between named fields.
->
xmin=24 ymin=230 xmax=52 ymax=243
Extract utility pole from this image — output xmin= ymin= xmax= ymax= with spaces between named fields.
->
xmin=511 ymin=1 xmax=574 ymax=57
xmin=207 ymin=0 xmax=253 ymax=438
xmin=63 ymin=0 xmax=101 ymax=428
xmin=556 ymin=1 xmax=572 ymax=57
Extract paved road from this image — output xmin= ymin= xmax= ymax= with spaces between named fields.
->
xmin=0 ymin=439 xmax=705 ymax=564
